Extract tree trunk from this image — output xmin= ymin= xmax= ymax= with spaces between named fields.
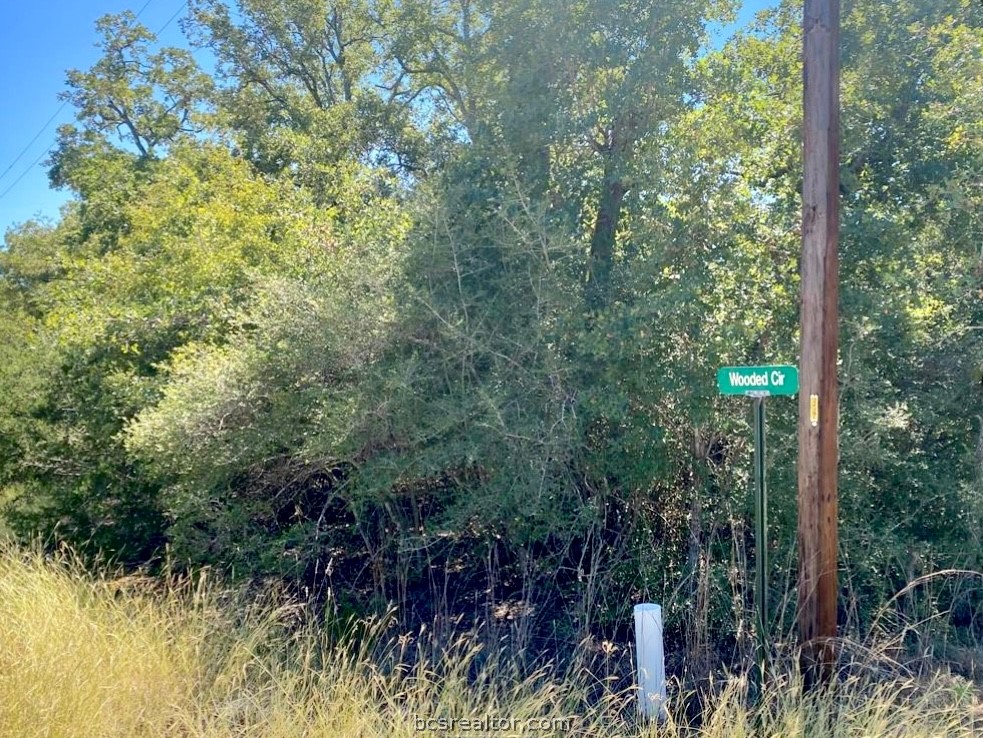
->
xmin=585 ymin=165 xmax=626 ymax=311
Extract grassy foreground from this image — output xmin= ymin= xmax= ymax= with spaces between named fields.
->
xmin=0 ymin=548 xmax=980 ymax=738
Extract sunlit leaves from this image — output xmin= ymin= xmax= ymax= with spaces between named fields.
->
xmin=60 ymin=12 xmax=211 ymax=157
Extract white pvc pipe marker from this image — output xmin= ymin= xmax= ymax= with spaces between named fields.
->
xmin=634 ymin=603 xmax=667 ymax=721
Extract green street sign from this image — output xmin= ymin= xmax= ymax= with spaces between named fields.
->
xmin=717 ymin=365 xmax=799 ymax=396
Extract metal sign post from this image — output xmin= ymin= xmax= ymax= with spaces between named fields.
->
xmin=718 ymin=365 xmax=798 ymax=678
xmin=752 ymin=394 xmax=768 ymax=673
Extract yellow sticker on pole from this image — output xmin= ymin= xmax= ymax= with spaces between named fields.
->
xmin=810 ymin=394 xmax=819 ymax=427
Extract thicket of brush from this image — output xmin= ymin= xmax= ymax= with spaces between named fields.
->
xmin=1 ymin=546 xmax=980 ymax=738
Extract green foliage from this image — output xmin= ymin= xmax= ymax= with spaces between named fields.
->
xmin=0 ymin=139 xmax=359 ymax=564
xmin=124 ymin=161 xmax=410 ymax=576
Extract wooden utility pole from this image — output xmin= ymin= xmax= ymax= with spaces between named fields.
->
xmin=798 ymin=0 xmax=840 ymax=686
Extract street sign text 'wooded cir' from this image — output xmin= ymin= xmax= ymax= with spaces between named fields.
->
xmin=716 ymin=365 xmax=799 ymax=396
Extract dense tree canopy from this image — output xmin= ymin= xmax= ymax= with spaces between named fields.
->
xmin=2 ymin=0 xmax=981 ymax=666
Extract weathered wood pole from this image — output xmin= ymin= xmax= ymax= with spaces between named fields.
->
xmin=799 ymin=0 xmax=840 ymax=687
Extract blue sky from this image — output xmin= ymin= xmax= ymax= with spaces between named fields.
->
xmin=0 ymin=0 xmax=777 ymax=238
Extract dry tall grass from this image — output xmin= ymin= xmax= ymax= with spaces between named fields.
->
xmin=0 ymin=546 xmax=979 ymax=738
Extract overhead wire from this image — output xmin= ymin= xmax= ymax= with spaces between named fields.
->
xmin=156 ymin=1 xmax=188 ymax=37
xmin=0 ymin=144 xmax=57 ymax=203
xmin=134 ymin=0 xmax=156 ymax=17
xmin=0 ymin=103 xmax=70 ymax=185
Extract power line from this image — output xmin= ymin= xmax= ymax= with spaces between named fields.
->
xmin=0 ymin=143 xmax=55 ymax=203
xmin=0 ymin=102 xmax=69 ymax=185
xmin=156 ymin=1 xmax=188 ymax=36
